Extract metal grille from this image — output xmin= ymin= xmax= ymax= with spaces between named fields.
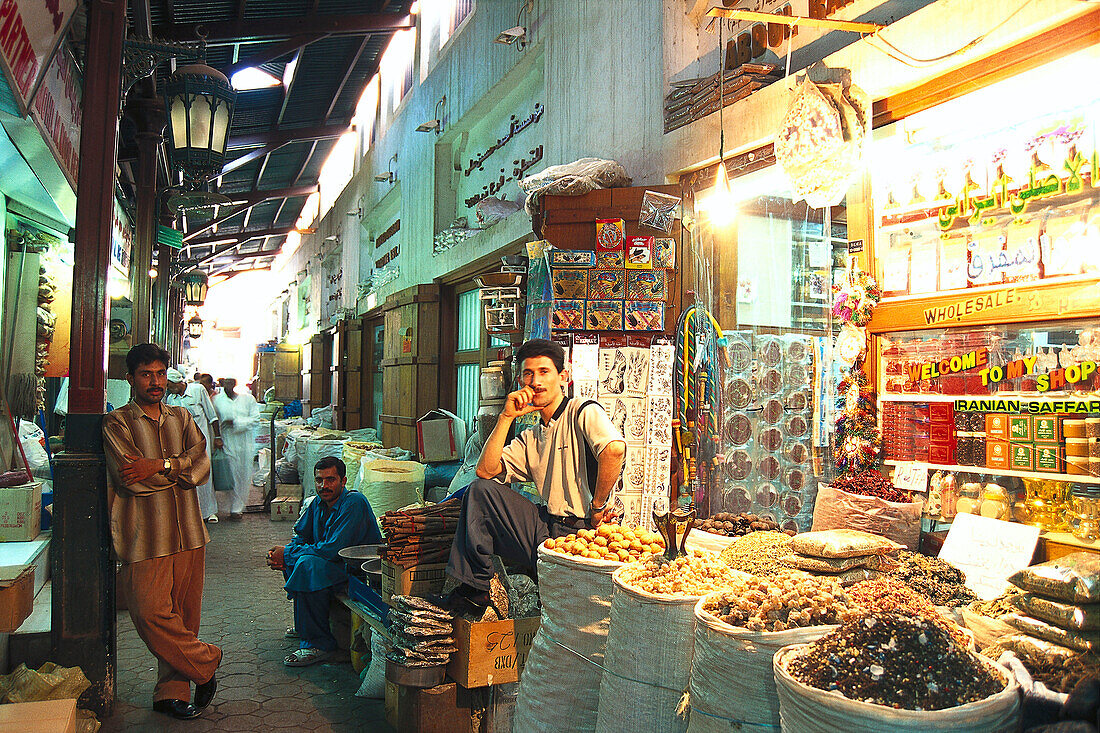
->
xmin=456 ymin=289 xmax=480 ymax=351
xmin=456 ymin=364 xmax=478 ymax=435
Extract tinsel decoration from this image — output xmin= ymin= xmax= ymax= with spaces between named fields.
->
xmin=834 ymin=360 xmax=881 ymax=475
xmin=832 ymin=270 xmax=881 ymax=327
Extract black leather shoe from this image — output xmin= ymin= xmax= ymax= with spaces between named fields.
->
xmin=153 ymin=699 xmax=200 ymax=720
xmin=194 ymin=674 xmax=217 ymax=710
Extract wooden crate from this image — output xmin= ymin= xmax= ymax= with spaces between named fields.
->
xmin=448 ymin=616 xmax=541 ymax=688
xmin=380 ymin=417 xmax=417 ymax=452
xmin=275 ymin=344 xmax=301 ymax=375
xmin=380 ymin=561 xmax=448 ymax=604
xmin=274 ymin=374 xmax=301 ymax=401
xmin=383 ymin=284 xmax=440 ymax=361
xmin=382 ymin=363 xmax=439 ymax=419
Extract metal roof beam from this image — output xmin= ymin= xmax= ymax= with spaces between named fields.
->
xmin=226 ymin=34 xmax=326 ymax=78
xmin=221 ymin=143 xmax=279 ymax=175
xmin=324 ymin=36 xmax=369 ymax=123
xmin=153 ymin=13 xmax=414 ymax=43
xmin=186 ymin=226 xmax=296 ymax=249
xmin=227 ymin=123 xmax=349 ymax=149
xmin=183 ymin=184 xmax=318 ymax=241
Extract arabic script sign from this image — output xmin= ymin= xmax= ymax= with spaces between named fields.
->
xmin=458 ymin=99 xmax=544 ymax=212
xmin=0 ymin=0 xmax=77 ymax=114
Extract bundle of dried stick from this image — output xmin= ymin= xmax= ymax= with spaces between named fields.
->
xmin=381 ymin=498 xmax=463 ymax=568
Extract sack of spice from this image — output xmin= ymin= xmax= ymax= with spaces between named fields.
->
xmin=1008 ymin=553 xmax=1100 ymax=604
xmin=811 ymin=483 xmax=923 ymax=549
xmin=1004 ymin=613 xmax=1100 ymax=653
xmin=789 ymin=528 xmax=903 ymax=559
xmin=1013 ymin=593 xmax=1100 ymax=631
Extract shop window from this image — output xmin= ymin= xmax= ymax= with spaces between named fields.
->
xmin=452 ymin=284 xmax=510 ymax=433
xmin=369 ymin=322 xmax=384 ymax=429
xmin=420 ymin=0 xmax=476 ymax=81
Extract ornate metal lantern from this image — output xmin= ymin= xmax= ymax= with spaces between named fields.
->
xmin=187 ymin=315 xmax=204 ymax=339
xmin=163 ymin=64 xmax=236 ymax=185
xmin=180 ymin=270 xmax=209 ymax=306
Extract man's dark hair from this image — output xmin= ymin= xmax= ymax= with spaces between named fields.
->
xmin=515 ymin=338 xmax=565 ymax=374
xmin=314 ymin=456 xmax=346 ymax=478
xmin=126 ymin=343 xmax=171 ymax=375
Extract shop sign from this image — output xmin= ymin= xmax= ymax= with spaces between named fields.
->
xmin=905 ymin=347 xmax=990 ymax=382
xmin=111 ymin=200 xmax=132 ymax=273
xmin=460 ymin=103 xmax=543 ymax=209
xmin=953 ymin=396 xmax=1100 ymax=414
xmin=921 ymin=288 xmax=1020 ymax=326
xmin=0 ymin=0 xmax=77 ymax=114
xmin=29 ymin=45 xmax=79 ymax=189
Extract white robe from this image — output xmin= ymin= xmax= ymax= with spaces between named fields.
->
xmin=213 ymin=390 xmax=259 ymax=514
xmin=166 ymin=382 xmax=219 ymax=518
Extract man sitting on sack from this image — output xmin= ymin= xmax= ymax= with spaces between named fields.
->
xmin=266 ymin=456 xmax=382 ymax=666
xmin=437 ymin=338 xmax=626 ymax=612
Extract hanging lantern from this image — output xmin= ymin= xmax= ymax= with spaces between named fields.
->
xmin=180 ymin=269 xmax=209 ymax=305
xmin=187 ymin=315 xmax=204 ymax=339
xmin=162 ymin=64 xmax=236 ymax=185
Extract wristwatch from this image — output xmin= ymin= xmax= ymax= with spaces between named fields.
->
xmin=161 ymin=458 xmax=172 ymax=475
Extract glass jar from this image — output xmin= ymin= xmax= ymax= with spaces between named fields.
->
xmin=980 ymin=483 xmax=1010 ymax=521
xmin=956 ymin=482 xmax=982 ymax=515
xmin=1069 ymin=486 xmax=1100 ymax=541
xmin=940 ymin=473 xmax=958 ymax=519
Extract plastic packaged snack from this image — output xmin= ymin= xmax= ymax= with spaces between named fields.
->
xmin=1008 ymin=552 xmax=1100 ymax=603
xmin=638 ymin=190 xmax=681 ymax=233
xmin=789 ymin=528 xmax=904 ymax=559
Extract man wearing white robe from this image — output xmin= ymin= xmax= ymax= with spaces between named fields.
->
xmin=212 ymin=378 xmax=259 ymax=521
xmin=165 ymin=368 xmax=222 ymax=522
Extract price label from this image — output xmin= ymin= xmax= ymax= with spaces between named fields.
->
xmin=891 ymin=462 xmax=928 ymax=493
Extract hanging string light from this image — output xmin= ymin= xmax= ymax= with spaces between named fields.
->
xmin=701 ymin=20 xmax=737 ymax=226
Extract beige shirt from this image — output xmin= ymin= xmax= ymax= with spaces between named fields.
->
xmin=102 ymin=402 xmax=211 ymax=563
xmin=497 ymin=398 xmax=625 ymax=517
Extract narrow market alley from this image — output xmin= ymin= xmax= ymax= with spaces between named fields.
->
xmin=99 ymin=500 xmax=391 ymax=733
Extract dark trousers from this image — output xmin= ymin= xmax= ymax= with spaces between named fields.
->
xmin=447 ymin=478 xmax=574 ymax=591
xmin=282 ymin=566 xmax=338 ymax=652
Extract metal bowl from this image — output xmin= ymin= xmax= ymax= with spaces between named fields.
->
xmin=338 ymin=544 xmax=386 ymax=561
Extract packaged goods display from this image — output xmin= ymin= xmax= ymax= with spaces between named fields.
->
xmin=831 ymin=470 xmax=910 ymax=503
xmin=784 ymin=613 xmax=1002 ymax=710
xmin=698 ymin=570 xmax=855 ymax=632
xmin=1004 ymin=613 xmax=1099 ymax=653
xmin=542 ymin=524 xmax=665 ymax=563
xmin=782 ymin=553 xmax=882 ymax=573
xmin=386 ymin=595 xmax=456 ymax=667
xmin=789 ymin=529 xmax=903 ymax=559
xmin=1008 ymin=552 xmax=1100 ymax=603
xmin=981 ymin=636 xmax=1099 ymax=694
xmin=693 ymin=512 xmax=790 ymax=537
xmin=720 ymin=531 xmax=794 ymax=576
xmin=616 ymin=552 xmax=746 ymax=597
xmin=884 ymin=550 xmax=977 ymax=608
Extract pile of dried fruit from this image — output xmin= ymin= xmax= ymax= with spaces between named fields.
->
xmin=847 ymin=577 xmax=969 ymax=645
xmin=543 ymin=524 xmax=664 ymax=563
xmin=720 ymin=531 xmax=794 ymax=576
xmin=618 ymin=552 xmax=747 ymax=596
xmin=833 ymin=470 xmax=911 ymax=503
xmin=701 ymin=570 xmax=856 ymax=632
xmin=885 ymin=550 xmax=977 ymax=607
xmin=787 ymin=613 xmax=1002 ymax=710
xmin=694 ymin=512 xmax=791 ymax=537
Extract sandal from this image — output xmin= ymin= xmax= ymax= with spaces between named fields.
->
xmin=283 ymin=648 xmax=331 ymax=667
xmin=206 ymin=515 xmax=219 ymax=523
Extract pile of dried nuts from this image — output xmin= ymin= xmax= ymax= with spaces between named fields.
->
xmin=543 ymin=524 xmax=665 ymax=563
xmin=833 ymin=470 xmax=912 ymax=504
xmin=694 ymin=512 xmax=790 ymax=537
xmin=701 ymin=570 xmax=856 ymax=632
xmin=618 ymin=552 xmax=747 ymax=596
xmin=720 ymin=531 xmax=794 ymax=576
xmin=885 ymin=550 xmax=977 ymax=608
xmin=847 ymin=577 xmax=969 ymax=645
xmin=788 ymin=612 xmax=1002 ymax=710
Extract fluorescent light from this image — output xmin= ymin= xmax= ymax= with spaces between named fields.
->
xmin=231 ymin=67 xmax=281 ymax=91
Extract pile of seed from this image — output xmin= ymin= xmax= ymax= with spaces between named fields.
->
xmin=720 ymin=531 xmax=794 ymax=577
xmin=618 ymin=552 xmax=748 ymax=597
xmin=886 ymin=551 xmax=977 ymax=607
xmin=701 ymin=570 xmax=856 ymax=632
xmin=695 ymin=512 xmax=793 ymax=537
xmin=787 ymin=613 xmax=1002 ymax=710
xmin=847 ymin=577 xmax=969 ymax=646
xmin=969 ymin=588 xmax=1023 ymax=618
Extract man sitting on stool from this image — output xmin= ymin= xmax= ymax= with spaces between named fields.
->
xmin=437 ymin=338 xmax=626 ymax=611
xmin=266 ymin=456 xmax=382 ymax=666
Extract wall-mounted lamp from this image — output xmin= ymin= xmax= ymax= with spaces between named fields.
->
xmin=416 ymin=96 xmax=447 ymax=134
xmin=373 ymin=153 xmax=398 ymax=183
xmin=494 ymin=26 xmax=526 ymax=46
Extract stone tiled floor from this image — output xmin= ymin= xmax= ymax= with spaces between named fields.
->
xmin=99 ymin=497 xmax=392 ymax=732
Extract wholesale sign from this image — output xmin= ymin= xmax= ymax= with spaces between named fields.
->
xmin=0 ymin=0 xmax=77 ymax=114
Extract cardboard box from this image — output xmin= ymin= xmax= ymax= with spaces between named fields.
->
xmin=276 ymin=482 xmax=303 ymax=499
xmin=384 ymin=680 xmax=481 ymax=733
xmin=929 ymin=403 xmax=954 ymax=422
xmin=448 ymin=616 xmax=540 ymax=688
xmin=929 ymin=441 xmax=954 ymax=465
xmin=381 ymin=561 xmax=447 ymax=604
xmin=1035 ymin=444 xmax=1063 ymax=473
xmin=985 ymin=439 xmax=1010 ymax=469
xmin=930 ymin=423 xmax=954 ymax=442
xmin=1008 ymin=416 xmax=1033 ymax=442
xmin=416 ymin=410 xmax=468 ymax=463
xmin=269 ymin=497 xmax=301 ymax=521
xmin=0 ymin=567 xmax=34 ymax=633
xmin=1033 ymin=416 xmax=1061 ymax=443
xmin=1010 ymin=442 xmax=1035 ymax=471
xmin=0 ymin=482 xmax=42 ymax=542
xmin=986 ymin=414 xmax=1009 ymax=439
xmin=0 ymin=698 xmax=76 ymax=733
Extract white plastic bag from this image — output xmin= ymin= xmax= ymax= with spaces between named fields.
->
xmin=594 ymin=566 xmax=702 ymax=733
xmin=520 ymin=158 xmax=631 ymax=216
xmin=17 ymin=420 xmax=49 ymax=477
xmin=514 ymin=546 xmax=623 ymax=733
xmin=686 ymin=595 xmax=835 ymax=732
xmin=773 ymin=645 xmax=1020 ymax=732
xmin=359 ymin=459 xmax=425 ymax=524
xmin=355 ymin=630 xmax=392 ymax=699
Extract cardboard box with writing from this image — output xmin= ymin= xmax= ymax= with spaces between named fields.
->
xmin=381 ymin=561 xmax=447 ymax=604
xmin=416 ymin=410 xmax=467 ymax=463
xmin=276 ymin=482 xmax=303 ymax=499
xmin=985 ymin=414 xmax=1009 ymax=439
xmin=1035 ymin=444 xmax=1063 ymax=473
xmin=1010 ymin=442 xmax=1035 ymax=471
xmin=0 ymin=698 xmax=76 ymax=733
xmin=0 ymin=482 xmax=42 ymax=542
xmin=0 ymin=567 xmax=35 ymax=633
xmin=1033 ymin=416 xmax=1061 ymax=443
xmin=269 ymin=496 xmax=301 ymax=521
xmin=1009 ymin=416 xmax=1033 ymax=442
xmin=985 ymin=439 xmax=1010 ymax=470
xmin=384 ymin=680 xmax=481 ymax=733
xmin=448 ymin=616 xmax=540 ymax=688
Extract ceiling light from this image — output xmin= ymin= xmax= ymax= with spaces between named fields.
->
xmin=231 ymin=67 xmax=282 ymax=91
xmin=494 ymin=26 xmax=526 ymax=45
